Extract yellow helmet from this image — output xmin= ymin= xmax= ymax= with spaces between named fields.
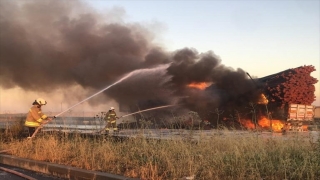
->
xmin=35 ymin=98 xmax=47 ymax=105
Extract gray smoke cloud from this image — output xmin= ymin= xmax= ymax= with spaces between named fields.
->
xmin=0 ymin=0 xmax=259 ymax=115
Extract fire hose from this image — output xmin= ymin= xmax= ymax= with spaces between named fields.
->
xmin=29 ymin=104 xmax=179 ymax=138
xmin=0 ymin=166 xmax=37 ymax=180
xmin=96 ymin=104 xmax=178 ymax=133
xmin=28 ymin=118 xmax=53 ymax=139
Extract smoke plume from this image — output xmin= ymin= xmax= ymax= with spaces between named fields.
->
xmin=0 ymin=0 xmax=259 ymax=116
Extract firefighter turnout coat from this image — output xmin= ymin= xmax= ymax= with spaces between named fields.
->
xmin=105 ymin=110 xmax=118 ymax=123
xmin=25 ymin=105 xmax=48 ymax=127
xmin=104 ymin=110 xmax=118 ymax=131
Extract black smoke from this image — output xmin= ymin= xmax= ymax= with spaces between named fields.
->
xmin=0 ymin=0 xmax=260 ymax=117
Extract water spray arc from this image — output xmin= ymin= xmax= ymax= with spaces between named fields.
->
xmin=29 ymin=79 xmax=131 ymax=138
xmin=29 ymin=64 xmax=170 ymax=139
xmin=120 ymin=104 xmax=177 ymax=118
xmin=29 ymin=73 xmax=130 ymax=138
xmin=97 ymin=104 xmax=178 ymax=133
xmin=54 ymin=72 xmax=133 ymax=118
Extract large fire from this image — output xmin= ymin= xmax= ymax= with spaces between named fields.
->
xmin=187 ymin=82 xmax=210 ymax=90
xmin=302 ymin=125 xmax=308 ymax=131
xmin=258 ymin=116 xmax=284 ymax=132
xmin=240 ymin=119 xmax=256 ymax=129
xmin=257 ymin=93 xmax=269 ymax=105
xmin=240 ymin=116 xmax=285 ymax=132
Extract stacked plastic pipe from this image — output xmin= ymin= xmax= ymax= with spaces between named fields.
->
xmin=258 ymin=65 xmax=318 ymax=106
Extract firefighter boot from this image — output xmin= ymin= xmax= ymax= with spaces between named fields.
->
xmin=113 ymin=128 xmax=119 ymax=134
xmin=105 ymin=128 xmax=110 ymax=135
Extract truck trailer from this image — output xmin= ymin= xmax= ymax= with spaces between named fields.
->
xmin=281 ymin=104 xmax=316 ymax=132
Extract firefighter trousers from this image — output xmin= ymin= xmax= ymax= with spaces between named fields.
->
xmin=105 ymin=120 xmax=117 ymax=131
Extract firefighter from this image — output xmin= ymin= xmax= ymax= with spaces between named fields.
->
xmin=104 ymin=107 xmax=119 ymax=133
xmin=25 ymin=98 xmax=51 ymax=137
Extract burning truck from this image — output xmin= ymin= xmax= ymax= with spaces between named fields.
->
xmin=115 ymin=65 xmax=318 ymax=132
xmin=186 ymin=65 xmax=318 ymax=132
xmin=255 ymin=65 xmax=317 ymax=132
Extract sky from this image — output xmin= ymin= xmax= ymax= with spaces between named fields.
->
xmin=86 ymin=0 xmax=320 ymax=102
xmin=0 ymin=0 xmax=319 ymax=114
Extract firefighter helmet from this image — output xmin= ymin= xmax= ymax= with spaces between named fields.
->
xmin=35 ymin=98 xmax=47 ymax=105
xmin=110 ymin=107 xmax=115 ymax=110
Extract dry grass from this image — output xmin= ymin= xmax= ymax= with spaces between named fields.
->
xmin=1 ymin=128 xmax=320 ymax=180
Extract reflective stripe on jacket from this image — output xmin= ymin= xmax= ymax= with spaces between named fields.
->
xmin=25 ymin=105 xmax=47 ymax=127
xmin=105 ymin=110 xmax=117 ymax=122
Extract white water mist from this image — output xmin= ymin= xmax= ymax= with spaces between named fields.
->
xmin=54 ymin=64 xmax=171 ymax=118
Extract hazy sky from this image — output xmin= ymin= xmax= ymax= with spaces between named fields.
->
xmin=0 ymin=0 xmax=319 ymax=114
xmin=86 ymin=0 xmax=320 ymax=105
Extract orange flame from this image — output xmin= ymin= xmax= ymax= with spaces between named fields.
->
xmin=240 ymin=119 xmax=255 ymax=129
xmin=258 ymin=116 xmax=284 ymax=132
xmin=187 ymin=82 xmax=210 ymax=90
xmin=257 ymin=93 xmax=269 ymax=105
xmin=240 ymin=116 xmax=284 ymax=132
xmin=302 ymin=125 xmax=308 ymax=131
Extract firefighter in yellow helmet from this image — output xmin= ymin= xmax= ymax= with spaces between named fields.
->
xmin=25 ymin=98 xmax=51 ymax=137
xmin=104 ymin=107 xmax=119 ymax=133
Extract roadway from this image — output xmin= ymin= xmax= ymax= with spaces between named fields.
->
xmin=0 ymin=163 xmax=66 ymax=180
